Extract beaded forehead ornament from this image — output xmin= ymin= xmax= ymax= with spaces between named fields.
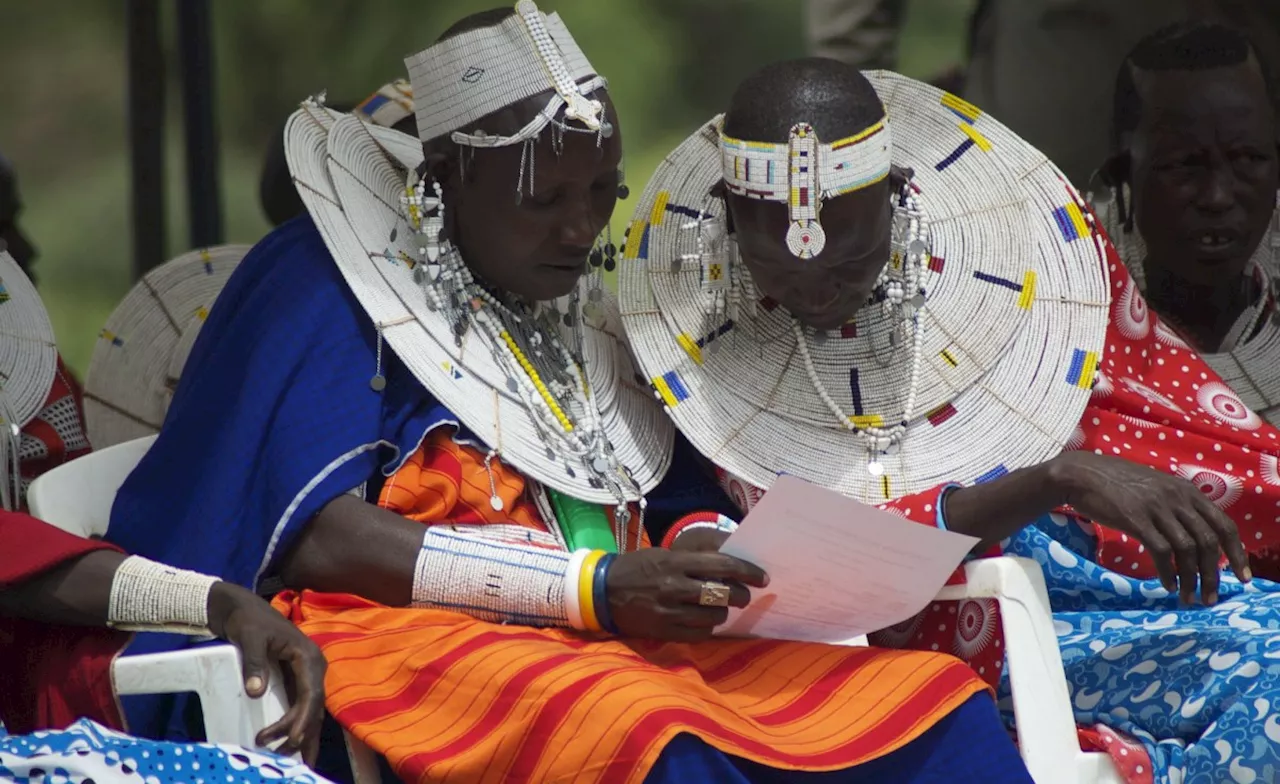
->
xmin=720 ymin=116 xmax=893 ymax=259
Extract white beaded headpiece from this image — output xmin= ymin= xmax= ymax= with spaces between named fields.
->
xmin=406 ymin=0 xmax=605 ymax=148
xmin=720 ymin=116 xmax=892 ymax=259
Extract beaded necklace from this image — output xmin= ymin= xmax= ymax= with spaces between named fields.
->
xmin=792 ymin=178 xmax=930 ymax=476
xmin=402 ymin=172 xmax=643 ymax=548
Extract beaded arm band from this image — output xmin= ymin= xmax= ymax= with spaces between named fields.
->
xmin=660 ymin=511 xmax=740 ymax=549
xmin=106 ymin=555 xmax=220 ymax=634
xmin=410 ymin=525 xmax=618 ymax=632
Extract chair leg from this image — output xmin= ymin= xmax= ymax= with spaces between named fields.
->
xmin=345 ymin=729 xmax=383 ymax=784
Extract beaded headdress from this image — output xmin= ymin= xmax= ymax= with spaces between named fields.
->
xmin=720 ymin=116 xmax=892 ymax=259
xmin=0 ymin=249 xmax=57 ymax=509
xmin=620 ymin=72 xmax=1111 ymax=504
xmin=406 ymin=0 xmax=606 ymax=149
xmin=84 ymin=245 xmax=250 ymax=449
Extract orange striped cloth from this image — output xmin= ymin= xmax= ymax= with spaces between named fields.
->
xmin=273 ymin=429 xmax=990 ymax=784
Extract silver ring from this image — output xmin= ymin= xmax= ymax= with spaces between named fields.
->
xmin=698 ymin=581 xmax=731 ymax=607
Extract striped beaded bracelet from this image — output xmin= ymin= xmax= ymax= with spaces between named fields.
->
xmin=660 ymin=511 xmax=740 ymax=549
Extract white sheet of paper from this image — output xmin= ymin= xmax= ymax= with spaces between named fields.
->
xmin=715 ymin=475 xmax=979 ymax=645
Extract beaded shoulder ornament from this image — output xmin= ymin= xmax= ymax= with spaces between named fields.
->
xmin=1096 ymin=188 xmax=1280 ymax=424
xmin=0 ymin=249 xmax=57 ymax=510
xmin=285 ymin=0 xmax=669 ymax=546
xmin=619 ymin=73 xmax=1110 ymax=504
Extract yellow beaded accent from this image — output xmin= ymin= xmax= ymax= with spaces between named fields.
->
xmin=578 ymin=549 xmax=606 ymax=633
xmin=500 ymin=330 xmax=575 ymax=432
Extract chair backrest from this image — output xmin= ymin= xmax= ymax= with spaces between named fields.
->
xmin=26 ymin=435 xmax=157 ymax=538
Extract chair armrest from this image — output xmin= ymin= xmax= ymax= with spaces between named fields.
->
xmin=936 ymin=556 xmax=1082 ymax=783
xmin=113 ymin=642 xmax=289 ymax=748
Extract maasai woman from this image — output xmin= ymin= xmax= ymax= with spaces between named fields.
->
xmin=1095 ymin=23 xmax=1280 ymax=426
xmin=619 ymin=58 xmax=1280 ymax=784
xmin=106 ymin=4 xmax=1032 ymax=783
xmin=0 ymin=249 xmax=329 ymax=779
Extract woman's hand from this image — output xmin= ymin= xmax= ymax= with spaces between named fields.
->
xmin=668 ymin=528 xmax=731 ymax=553
xmin=1049 ymin=452 xmax=1251 ymax=604
xmin=606 ymin=549 xmax=768 ymax=642
xmin=207 ymin=582 xmax=327 ymax=764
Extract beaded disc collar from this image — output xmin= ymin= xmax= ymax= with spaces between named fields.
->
xmin=0 ymin=249 xmax=56 ymax=510
xmin=1096 ymin=191 xmax=1280 ymax=425
xmin=284 ymin=105 xmax=671 ymax=504
xmin=0 ymin=249 xmax=56 ymax=431
xmin=84 ymin=245 xmax=250 ymax=448
xmin=619 ymin=71 xmax=1110 ymax=503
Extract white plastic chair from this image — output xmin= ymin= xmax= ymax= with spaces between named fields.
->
xmin=28 ymin=438 xmax=1122 ymax=783
xmin=25 ymin=435 xmax=290 ymax=750
xmin=935 ymin=557 xmax=1123 ymax=784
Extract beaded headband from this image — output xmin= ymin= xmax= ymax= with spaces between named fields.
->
xmin=720 ymin=116 xmax=893 ymax=259
xmin=406 ymin=0 xmax=606 ymax=149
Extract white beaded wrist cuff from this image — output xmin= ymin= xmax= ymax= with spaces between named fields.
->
xmin=106 ymin=555 xmax=219 ymax=634
xmin=410 ymin=525 xmax=575 ymax=627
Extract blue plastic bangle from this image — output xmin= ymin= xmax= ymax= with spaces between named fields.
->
xmin=593 ymin=553 xmax=619 ymax=635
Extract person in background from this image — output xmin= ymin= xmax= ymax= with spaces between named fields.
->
xmin=0 ymin=508 xmax=331 ymax=782
xmin=259 ymin=79 xmax=417 ymax=227
xmin=805 ymin=0 xmax=1280 ymax=188
xmin=0 ymin=250 xmax=329 ymax=780
xmin=1096 ymin=23 xmax=1280 ymax=424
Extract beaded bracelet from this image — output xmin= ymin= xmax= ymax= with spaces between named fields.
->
xmin=107 ymin=555 xmax=219 ymax=634
xmin=661 ymin=511 xmax=740 ymax=549
xmin=563 ymin=548 xmax=591 ymax=630
xmin=592 ymin=553 xmax=619 ymax=635
xmin=578 ymin=549 xmax=607 ymax=632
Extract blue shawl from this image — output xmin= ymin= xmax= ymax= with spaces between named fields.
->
xmin=106 ymin=217 xmax=733 ymax=740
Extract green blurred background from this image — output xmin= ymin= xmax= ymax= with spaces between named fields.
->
xmin=0 ymin=0 xmax=973 ymax=374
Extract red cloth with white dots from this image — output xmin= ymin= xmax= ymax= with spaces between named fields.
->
xmin=718 ymin=240 xmax=1280 ymax=783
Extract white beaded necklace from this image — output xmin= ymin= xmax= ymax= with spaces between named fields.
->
xmin=792 ymin=180 xmax=930 ymax=475
xmin=402 ymin=172 xmax=643 ymax=546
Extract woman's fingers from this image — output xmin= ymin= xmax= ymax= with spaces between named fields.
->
xmin=677 ymin=552 xmax=769 ymax=588
xmin=1174 ymin=506 xmax=1223 ymax=605
xmin=1139 ymin=522 xmax=1179 ymax=595
xmin=1192 ymin=493 xmax=1252 ymax=583
xmin=1153 ymin=511 xmax=1200 ymax=604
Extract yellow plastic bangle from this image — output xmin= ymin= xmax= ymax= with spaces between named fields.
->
xmin=578 ymin=549 xmax=606 ymax=632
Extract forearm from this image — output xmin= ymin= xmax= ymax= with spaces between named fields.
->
xmin=942 ymin=459 xmax=1066 ymax=550
xmin=0 ymin=550 xmax=127 ymax=626
xmin=278 ymin=496 xmax=612 ymax=629
xmin=278 ymin=494 xmax=423 ymax=606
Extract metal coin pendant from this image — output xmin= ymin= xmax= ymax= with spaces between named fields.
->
xmin=370 ymin=374 xmax=387 ymax=392
xmin=489 ymin=495 xmax=504 ymax=512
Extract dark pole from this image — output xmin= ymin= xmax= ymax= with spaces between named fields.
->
xmin=177 ymin=0 xmax=223 ymax=249
xmin=126 ymin=0 xmax=166 ymax=280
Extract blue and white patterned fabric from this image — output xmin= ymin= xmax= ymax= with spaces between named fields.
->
xmin=1001 ymin=513 xmax=1280 ymax=784
xmin=0 ymin=719 xmax=332 ymax=783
